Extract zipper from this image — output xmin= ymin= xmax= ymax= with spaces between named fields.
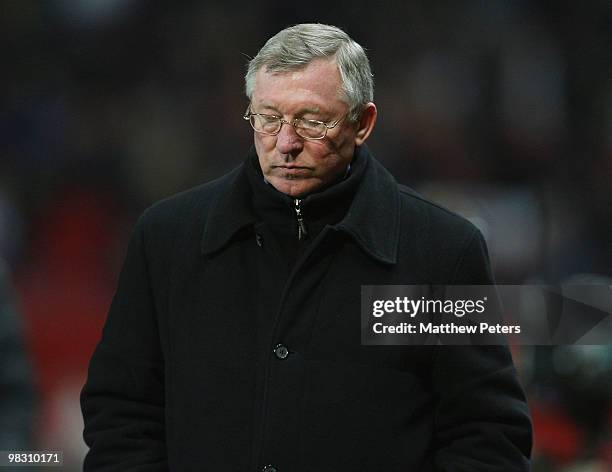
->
xmin=294 ymin=199 xmax=307 ymax=240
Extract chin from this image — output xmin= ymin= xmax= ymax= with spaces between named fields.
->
xmin=270 ymin=177 xmax=319 ymax=198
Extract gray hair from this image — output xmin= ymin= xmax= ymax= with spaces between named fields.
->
xmin=245 ymin=23 xmax=374 ymax=122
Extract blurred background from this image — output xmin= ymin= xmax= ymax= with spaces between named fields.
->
xmin=1 ymin=1 xmax=611 ymax=470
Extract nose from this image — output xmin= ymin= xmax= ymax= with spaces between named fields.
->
xmin=275 ymin=121 xmax=304 ymax=156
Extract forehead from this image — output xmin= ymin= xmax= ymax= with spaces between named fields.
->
xmin=252 ymin=58 xmax=347 ymax=114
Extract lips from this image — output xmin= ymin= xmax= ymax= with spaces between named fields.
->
xmin=274 ymin=165 xmax=312 ymax=170
xmin=273 ymin=165 xmax=313 ymax=178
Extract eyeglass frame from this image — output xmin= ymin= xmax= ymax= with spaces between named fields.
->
xmin=243 ymin=105 xmax=346 ymax=140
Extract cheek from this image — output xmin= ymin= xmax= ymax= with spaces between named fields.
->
xmin=310 ymin=151 xmax=346 ymax=177
xmin=254 ymin=136 xmax=277 ymax=175
xmin=254 ymin=134 xmax=262 ymax=155
xmin=255 ymin=133 xmax=276 ymax=155
xmin=254 ymin=135 xmax=267 ymax=161
xmin=315 ymin=137 xmax=353 ymax=167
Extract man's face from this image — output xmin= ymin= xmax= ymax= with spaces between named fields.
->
xmin=251 ymin=58 xmax=372 ymax=198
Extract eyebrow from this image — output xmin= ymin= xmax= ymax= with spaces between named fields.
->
xmin=298 ymin=107 xmax=322 ymax=115
xmin=257 ymin=103 xmax=323 ymax=117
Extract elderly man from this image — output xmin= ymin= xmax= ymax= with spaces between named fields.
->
xmin=81 ymin=24 xmax=532 ymax=471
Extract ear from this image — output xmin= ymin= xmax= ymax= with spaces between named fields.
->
xmin=354 ymin=102 xmax=377 ymax=146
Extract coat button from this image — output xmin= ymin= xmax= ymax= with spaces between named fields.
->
xmin=273 ymin=343 xmax=289 ymax=360
xmin=255 ymin=233 xmax=264 ymax=247
xmin=262 ymin=465 xmax=277 ymax=472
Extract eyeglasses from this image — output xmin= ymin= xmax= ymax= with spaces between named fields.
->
xmin=243 ymin=106 xmax=345 ymax=140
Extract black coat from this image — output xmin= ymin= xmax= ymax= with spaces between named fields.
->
xmin=81 ymin=146 xmax=532 ymax=471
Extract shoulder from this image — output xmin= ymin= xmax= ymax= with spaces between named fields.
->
xmin=119 ymin=165 xmax=244 ymax=264
xmin=397 ymin=183 xmax=479 ymax=240
xmin=137 ymin=165 xmax=242 ymax=235
xmin=395 ymin=183 xmax=488 ymax=283
xmin=363 ymin=150 xmax=479 ymax=244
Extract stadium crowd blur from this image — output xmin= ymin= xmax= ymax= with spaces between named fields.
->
xmin=1 ymin=1 xmax=611 ymax=470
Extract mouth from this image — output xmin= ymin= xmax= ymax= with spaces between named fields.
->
xmin=273 ymin=165 xmax=312 ymax=170
xmin=273 ymin=165 xmax=313 ymax=178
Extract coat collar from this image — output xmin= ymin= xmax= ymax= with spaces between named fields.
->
xmin=201 ymin=145 xmax=400 ymax=264
xmin=200 ymin=165 xmax=257 ymax=255
xmin=332 ymin=145 xmax=400 ymax=264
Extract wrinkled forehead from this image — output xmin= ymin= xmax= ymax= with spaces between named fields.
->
xmin=252 ymin=58 xmax=347 ymax=111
